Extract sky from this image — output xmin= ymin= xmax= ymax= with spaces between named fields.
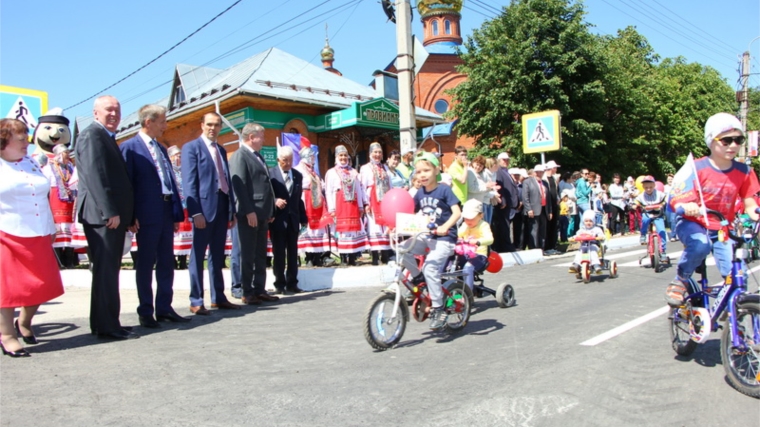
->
xmin=1 ymin=0 xmax=758 ymax=124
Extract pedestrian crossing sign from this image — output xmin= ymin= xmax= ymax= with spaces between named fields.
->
xmin=0 ymin=85 xmax=48 ymax=135
xmin=522 ymin=110 xmax=561 ymax=154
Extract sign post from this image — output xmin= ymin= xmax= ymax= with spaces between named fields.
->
xmin=521 ymin=109 xmax=561 ymax=164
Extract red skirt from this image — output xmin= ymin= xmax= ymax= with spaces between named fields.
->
xmin=49 ymin=187 xmax=75 ymax=223
xmin=304 ymin=188 xmax=325 ymax=230
xmin=369 ymin=188 xmax=386 ymax=226
xmin=0 ymin=231 xmax=64 ymax=308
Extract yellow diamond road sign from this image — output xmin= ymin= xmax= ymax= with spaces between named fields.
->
xmin=522 ymin=110 xmax=561 ymax=154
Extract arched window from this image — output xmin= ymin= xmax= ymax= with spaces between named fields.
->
xmin=444 ymin=20 xmax=451 ymax=35
xmin=432 ymin=20 xmax=439 ymax=36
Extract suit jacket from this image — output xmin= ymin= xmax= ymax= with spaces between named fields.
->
xmin=522 ymin=177 xmax=552 ymax=216
xmin=544 ymin=175 xmax=559 ymax=208
xmin=269 ymin=166 xmax=307 ymax=232
xmin=75 ymin=122 xmax=134 ymax=225
xmin=495 ymin=166 xmax=518 ymax=211
xmin=181 ymin=137 xmax=235 ymax=222
xmin=120 ymin=134 xmax=183 ymax=225
xmin=228 ymin=146 xmax=274 ymax=221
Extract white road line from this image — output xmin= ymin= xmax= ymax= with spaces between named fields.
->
xmin=580 ymin=306 xmax=670 ymax=346
xmin=581 ymin=263 xmax=760 ymax=346
xmin=555 ymin=249 xmax=648 ymax=267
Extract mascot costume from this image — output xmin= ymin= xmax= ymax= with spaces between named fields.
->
xmin=35 ymin=109 xmax=81 ymax=267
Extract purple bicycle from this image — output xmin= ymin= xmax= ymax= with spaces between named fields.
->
xmin=669 ymin=208 xmax=760 ymax=398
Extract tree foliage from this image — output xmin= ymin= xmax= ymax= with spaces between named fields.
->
xmin=447 ymin=0 xmax=739 ymax=180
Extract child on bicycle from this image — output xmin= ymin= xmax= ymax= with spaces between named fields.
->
xmin=665 ymin=113 xmax=760 ymax=307
xmin=399 ymin=151 xmax=462 ymax=330
xmin=456 ymin=199 xmax=494 ymax=293
xmin=569 ymin=210 xmax=606 ymax=274
xmin=635 ymin=175 xmax=667 ymax=257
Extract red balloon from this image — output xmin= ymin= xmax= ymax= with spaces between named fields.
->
xmin=486 ymin=251 xmax=504 ymax=273
xmin=655 ymin=181 xmax=664 ymax=192
xmin=380 ymin=188 xmax=415 ymax=228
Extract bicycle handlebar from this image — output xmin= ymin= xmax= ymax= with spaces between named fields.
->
xmin=675 ymin=207 xmax=760 ymax=244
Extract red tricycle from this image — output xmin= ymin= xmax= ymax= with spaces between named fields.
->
xmin=570 ymin=234 xmax=618 ymax=283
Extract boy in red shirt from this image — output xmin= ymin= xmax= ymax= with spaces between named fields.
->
xmin=666 ymin=113 xmax=760 ymax=306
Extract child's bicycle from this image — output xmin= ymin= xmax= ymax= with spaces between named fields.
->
xmin=570 ymin=234 xmax=618 ymax=283
xmin=363 ymin=231 xmax=473 ymax=351
xmin=668 ymin=208 xmax=760 ymax=398
xmin=441 ymin=239 xmax=516 ymax=309
xmin=638 ymin=206 xmax=670 ymax=273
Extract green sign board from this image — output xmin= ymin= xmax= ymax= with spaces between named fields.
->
xmin=317 ymin=98 xmax=400 ymax=132
xmin=260 ymin=146 xmax=277 ymax=168
xmin=220 ymin=107 xmax=254 ymax=136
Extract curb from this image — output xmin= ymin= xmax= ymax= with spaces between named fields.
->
xmin=60 ymin=236 xmax=642 ymax=293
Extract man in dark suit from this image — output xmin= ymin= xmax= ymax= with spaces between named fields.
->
xmin=492 ymin=152 xmax=518 ymax=252
xmin=269 ymin=146 xmax=307 ymax=294
xmin=229 ymin=123 xmax=278 ymax=305
xmin=75 ymin=95 xmax=138 ymax=340
xmin=120 ymin=105 xmax=189 ymax=328
xmin=522 ymin=165 xmax=553 ymax=250
xmin=181 ymin=112 xmax=240 ymax=315
xmin=543 ymin=160 xmax=561 ymax=254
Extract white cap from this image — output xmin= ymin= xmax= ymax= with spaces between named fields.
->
xmin=508 ymin=168 xmax=520 ymax=175
xmin=519 ymin=168 xmax=528 ymax=178
xmin=461 ymin=199 xmax=483 ymax=220
xmin=545 ymin=160 xmax=560 ymax=169
xmin=534 ymin=164 xmax=545 ymax=172
xmin=497 ymin=152 xmax=510 ymax=160
xmin=402 ymin=147 xmax=414 ymax=155
xmin=704 ymin=113 xmax=743 ymax=148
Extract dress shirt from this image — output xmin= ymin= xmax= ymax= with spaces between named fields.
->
xmin=138 ymin=132 xmax=172 ymax=195
xmin=202 ymin=135 xmax=229 ymax=192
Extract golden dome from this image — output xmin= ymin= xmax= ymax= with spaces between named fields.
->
xmin=417 ymin=0 xmax=463 ymax=17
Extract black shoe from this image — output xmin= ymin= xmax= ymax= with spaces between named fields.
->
xmin=97 ymin=330 xmax=140 ymax=340
xmin=139 ymin=316 xmax=161 ymax=329
xmin=286 ymin=287 xmax=304 ymax=294
xmin=156 ymin=311 xmax=192 ymax=323
xmin=0 ymin=342 xmax=30 ymax=358
xmin=121 ymin=326 xmax=134 ymax=332
xmin=14 ymin=320 xmax=38 ymax=345
xmin=274 ymin=288 xmax=286 ymax=295
xmin=411 ymin=273 xmax=426 ymax=286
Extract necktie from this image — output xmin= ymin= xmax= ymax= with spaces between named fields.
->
xmin=254 ymin=151 xmax=270 ymax=176
xmin=285 ymin=172 xmax=292 ymax=193
xmin=211 ymin=143 xmax=229 ymax=194
xmin=150 ymin=140 xmax=172 ymax=194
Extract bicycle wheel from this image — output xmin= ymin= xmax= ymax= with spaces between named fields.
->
xmin=443 ymin=280 xmax=472 ymax=333
xmin=581 ymin=263 xmax=590 ymax=283
xmin=720 ymin=295 xmax=760 ymax=398
xmin=363 ymin=291 xmax=409 ymax=351
xmin=651 ymin=235 xmax=661 ymax=272
xmin=496 ymin=282 xmax=516 ymax=308
xmin=669 ymin=307 xmax=697 ymax=356
xmin=609 ymin=260 xmax=618 ymax=279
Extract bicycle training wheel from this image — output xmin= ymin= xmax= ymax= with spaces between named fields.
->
xmin=669 ymin=306 xmax=697 ymax=356
xmin=496 ymin=282 xmax=516 ymax=308
xmin=363 ymin=291 xmax=409 ymax=351
xmin=720 ymin=295 xmax=760 ymax=398
xmin=443 ymin=280 xmax=473 ymax=333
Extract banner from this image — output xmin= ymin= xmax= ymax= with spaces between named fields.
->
xmin=281 ymin=133 xmax=319 ymax=176
xmin=748 ymin=130 xmax=758 ymax=157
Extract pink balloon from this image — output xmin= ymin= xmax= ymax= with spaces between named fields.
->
xmin=381 ymin=188 xmax=415 ymax=228
xmin=655 ymin=181 xmax=664 ymax=192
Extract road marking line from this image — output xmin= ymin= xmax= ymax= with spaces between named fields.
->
xmin=580 ymin=306 xmax=670 ymax=346
xmin=581 ymin=263 xmax=760 ymax=346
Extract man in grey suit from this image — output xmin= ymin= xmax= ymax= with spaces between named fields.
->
xmin=229 ymin=123 xmax=278 ymax=305
xmin=75 ymin=95 xmax=138 ymax=340
xmin=522 ymin=165 xmax=553 ymax=251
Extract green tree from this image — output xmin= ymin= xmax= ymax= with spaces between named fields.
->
xmin=447 ymin=0 xmax=605 ymax=169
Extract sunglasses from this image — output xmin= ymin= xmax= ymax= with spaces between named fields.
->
xmin=714 ymin=136 xmax=745 ymax=146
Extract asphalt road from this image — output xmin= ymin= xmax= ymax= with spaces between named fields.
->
xmin=2 ymin=242 xmax=760 ymax=426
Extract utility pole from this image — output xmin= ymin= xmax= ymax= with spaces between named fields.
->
xmin=395 ymin=0 xmax=417 ymax=155
xmin=739 ymin=51 xmax=750 ymax=159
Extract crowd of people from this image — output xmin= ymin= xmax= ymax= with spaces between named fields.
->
xmin=2 ymin=98 xmax=758 ymax=351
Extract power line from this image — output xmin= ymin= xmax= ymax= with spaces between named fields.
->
xmin=649 ymin=0 xmax=737 ymax=53
xmin=462 ymin=4 xmax=495 ymax=20
xmin=65 ymin=0 xmax=243 ymax=110
xmin=469 ymin=0 xmax=502 ymax=16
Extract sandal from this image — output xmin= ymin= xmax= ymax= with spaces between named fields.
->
xmin=665 ymin=279 xmax=687 ymax=307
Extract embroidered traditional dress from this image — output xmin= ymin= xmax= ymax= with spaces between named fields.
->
xmin=296 ymin=161 xmax=331 ymax=253
xmin=360 ymin=161 xmax=391 ymax=251
xmin=42 ymin=159 xmax=80 ymax=248
xmin=325 ymin=164 xmax=367 ymax=254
